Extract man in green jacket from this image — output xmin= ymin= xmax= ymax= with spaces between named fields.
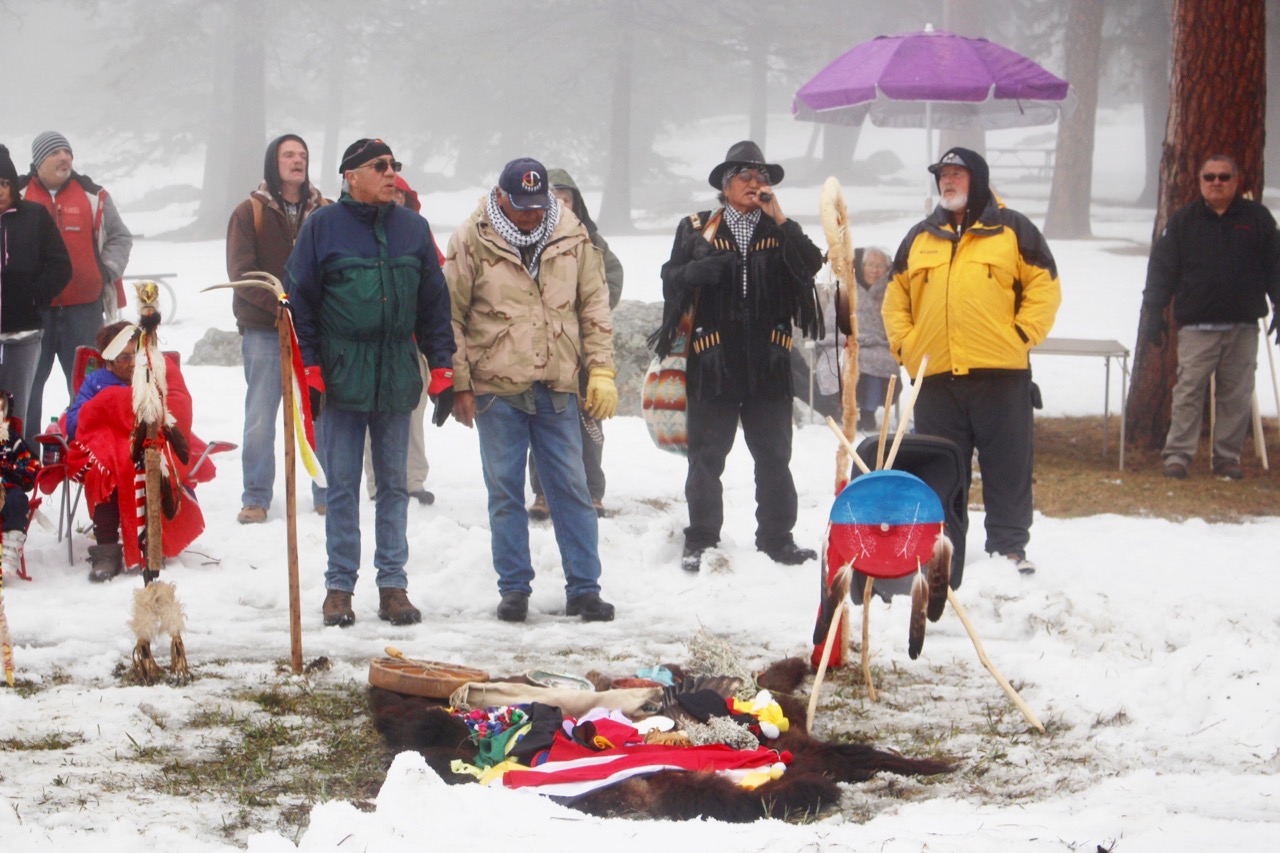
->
xmin=287 ymin=138 xmax=455 ymax=628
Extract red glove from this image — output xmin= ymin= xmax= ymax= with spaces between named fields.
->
xmin=427 ymin=367 xmax=453 ymax=398
xmin=305 ymin=365 xmax=325 ymax=420
xmin=428 ymin=367 xmax=454 ymax=427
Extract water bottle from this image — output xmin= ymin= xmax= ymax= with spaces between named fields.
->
xmin=42 ymin=418 xmax=63 ymax=466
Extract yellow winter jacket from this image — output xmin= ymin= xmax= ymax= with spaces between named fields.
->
xmin=883 ymin=195 xmax=1061 ymax=378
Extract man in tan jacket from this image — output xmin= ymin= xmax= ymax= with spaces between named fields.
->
xmin=445 ymin=157 xmax=617 ymax=624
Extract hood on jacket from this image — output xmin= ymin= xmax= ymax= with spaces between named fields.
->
xmin=263 ymin=134 xmax=311 ymax=211
xmin=929 ymin=146 xmax=991 ymax=230
xmin=546 ymin=168 xmax=598 ymax=236
xmin=394 ymin=174 xmax=421 ymax=213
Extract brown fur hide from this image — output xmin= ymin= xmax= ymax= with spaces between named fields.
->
xmin=367 ymin=657 xmax=953 ymax=823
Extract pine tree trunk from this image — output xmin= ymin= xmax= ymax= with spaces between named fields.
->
xmin=1125 ymin=0 xmax=1267 ymax=449
xmin=1044 ymin=0 xmax=1104 ymax=239
xmin=597 ymin=0 xmax=634 ymax=233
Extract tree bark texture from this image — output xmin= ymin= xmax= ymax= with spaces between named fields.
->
xmin=1045 ymin=0 xmax=1105 ymax=239
xmin=1125 ymin=0 xmax=1267 ymax=449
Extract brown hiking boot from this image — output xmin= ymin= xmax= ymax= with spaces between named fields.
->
xmin=237 ymin=505 xmax=267 ymax=524
xmin=322 ymin=590 xmax=355 ymax=627
xmin=378 ymin=587 xmax=422 ymax=625
xmin=88 ymin=543 xmax=124 ymax=583
xmin=528 ymin=494 xmax=550 ymax=521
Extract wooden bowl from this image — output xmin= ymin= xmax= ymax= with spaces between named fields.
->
xmin=367 ymin=657 xmax=490 ymax=699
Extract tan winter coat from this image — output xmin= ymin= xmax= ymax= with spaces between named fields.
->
xmin=445 ymin=197 xmax=614 ymax=397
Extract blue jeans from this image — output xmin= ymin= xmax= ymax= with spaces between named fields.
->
xmin=320 ymin=407 xmax=410 ymax=593
xmin=27 ymin=302 xmax=102 ymax=444
xmin=241 ymin=328 xmax=327 ymax=510
xmin=475 ymin=385 xmax=601 ymax=598
xmin=240 ymin=328 xmax=282 ymax=508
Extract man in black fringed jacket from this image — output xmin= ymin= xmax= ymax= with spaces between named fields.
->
xmin=656 ymin=141 xmax=824 ymax=573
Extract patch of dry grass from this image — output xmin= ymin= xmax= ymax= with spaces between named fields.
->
xmin=971 ymin=415 xmax=1280 ymax=522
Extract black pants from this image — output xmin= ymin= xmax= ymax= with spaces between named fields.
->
xmin=685 ymin=394 xmax=797 ymax=551
xmin=93 ymin=495 xmax=121 ymax=544
xmin=913 ymin=374 xmax=1034 ymax=556
xmin=1 ymin=485 xmax=29 ymax=533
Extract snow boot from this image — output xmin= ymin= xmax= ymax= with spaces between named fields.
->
xmin=88 ymin=543 xmax=124 ymax=583
xmin=2 ymin=530 xmax=26 ymax=578
xmin=322 ymin=590 xmax=355 ymax=627
xmin=377 ymin=587 xmax=422 ymax=625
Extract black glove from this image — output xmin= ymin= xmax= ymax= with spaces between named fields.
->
xmin=684 ymin=250 xmax=735 ymax=288
xmin=1140 ymin=308 xmax=1167 ymax=348
xmin=1269 ymin=311 xmax=1279 ymax=346
xmin=431 ymin=387 xmax=454 ymax=427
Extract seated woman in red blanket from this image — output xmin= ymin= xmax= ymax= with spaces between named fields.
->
xmin=66 ymin=321 xmax=215 ymax=582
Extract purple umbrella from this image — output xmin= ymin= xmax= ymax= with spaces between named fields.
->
xmin=793 ymin=28 xmax=1074 ymax=132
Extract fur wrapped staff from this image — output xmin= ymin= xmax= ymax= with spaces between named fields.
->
xmin=819 ymin=177 xmax=859 ymax=493
xmin=106 ymin=281 xmax=191 ymax=683
xmin=1 ymin=545 xmax=13 ymax=687
xmin=202 ymin=272 xmax=320 ymax=674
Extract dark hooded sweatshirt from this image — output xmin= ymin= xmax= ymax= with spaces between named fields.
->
xmin=226 ymin=134 xmax=328 ymax=331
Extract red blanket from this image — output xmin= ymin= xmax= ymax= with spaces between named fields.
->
xmin=66 ymin=354 xmax=214 ymax=568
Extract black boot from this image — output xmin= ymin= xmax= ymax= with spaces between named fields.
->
xmin=88 ymin=543 xmax=124 ymax=583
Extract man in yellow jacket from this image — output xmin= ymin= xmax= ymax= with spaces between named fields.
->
xmin=883 ymin=148 xmax=1060 ymax=574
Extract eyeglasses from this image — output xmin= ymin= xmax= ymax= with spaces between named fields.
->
xmin=1201 ymin=172 xmax=1234 ymax=182
xmin=359 ymin=158 xmax=402 ymax=174
xmin=732 ymin=168 xmax=771 ymax=186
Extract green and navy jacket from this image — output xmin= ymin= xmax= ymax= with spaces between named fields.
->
xmin=286 ymin=193 xmax=454 ymax=413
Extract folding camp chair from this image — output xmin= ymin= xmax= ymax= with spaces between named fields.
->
xmin=24 ymin=346 xmax=235 ymax=578
xmin=849 ymin=433 xmax=969 ymax=603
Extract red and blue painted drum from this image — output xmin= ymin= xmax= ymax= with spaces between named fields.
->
xmin=827 ymin=469 xmax=945 ymax=579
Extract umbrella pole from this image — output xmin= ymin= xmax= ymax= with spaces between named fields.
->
xmin=924 ymin=101 xmax=934 ymax=209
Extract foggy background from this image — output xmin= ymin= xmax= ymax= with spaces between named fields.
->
xmin=3 ymin=0 xmax=1278 ymax=238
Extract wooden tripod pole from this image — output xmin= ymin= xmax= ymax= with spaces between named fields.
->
xmin=278 ymin=307 xmax=303 ymax=675
xmin=807 ymin=597 xmax=846 ymax=726
xmin=860 ymin=576 xmax=877 ymax=702
xmin=946 ymin=588 xmax=1045 ymax=733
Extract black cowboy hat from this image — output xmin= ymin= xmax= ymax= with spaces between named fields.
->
xmin=707 ymin=140 xmax=784 ymax=189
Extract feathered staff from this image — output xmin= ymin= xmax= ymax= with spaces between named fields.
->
xmin=103 ymin=281 xmax=191 ymax=683
xmin=203 ymin=272 xmax=320 ymax=675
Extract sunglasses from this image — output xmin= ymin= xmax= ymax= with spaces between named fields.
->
xmin=359 ymin=158 xmax=402 ymax=174
xmin=732 ymin=168 xmax=772 ymax=186
xmin=1201 ymin=172 xmax=1234 ymax=182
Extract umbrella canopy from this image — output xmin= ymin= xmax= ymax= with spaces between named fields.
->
xmin=793 ymin=29 xmax=1074 ymax=130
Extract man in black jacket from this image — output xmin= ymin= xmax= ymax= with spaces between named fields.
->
xmin=1141 ymin=154 xmax=1280 ymax=481
xmin=657 ymin=141 xmax=824 ymax=572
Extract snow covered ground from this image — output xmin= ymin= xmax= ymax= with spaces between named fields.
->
xmin=2 ymin=109 xmax=1278 ymax=851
